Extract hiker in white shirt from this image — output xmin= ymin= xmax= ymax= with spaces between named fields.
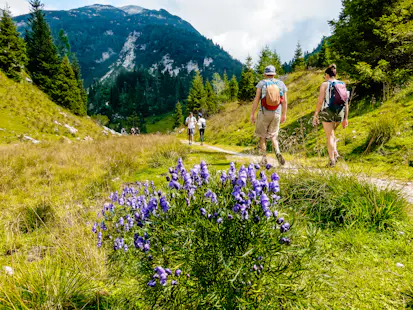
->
xmin=197 ymin=113 xmax=206 ymax=145
xmin=185 ymin=112 xmax=197 ymax=145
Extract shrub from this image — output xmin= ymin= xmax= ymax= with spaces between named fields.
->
xmin=364 ymin=114 xmax=397 ymax=153
xmin=93 ymin=160 xmax=307 ymax=308
xmin=282 ymin=171 xmax=406 ymax=229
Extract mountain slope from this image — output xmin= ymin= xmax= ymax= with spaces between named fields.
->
xmin=0 ymin=71 xmax=107 ymax=144
xmin=13 ymin=5 xmax=242 ymax=86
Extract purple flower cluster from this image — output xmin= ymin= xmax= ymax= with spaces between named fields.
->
xmin=205 ymin=189 xmax=218 ymax=204
xmin=148 ymin=266 xmax=184 ymax=287
xmin=134 ymin=233 xmax=150 ymax=252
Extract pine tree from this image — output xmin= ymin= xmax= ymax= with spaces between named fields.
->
xmin=292 ymin=42 xmax=305 ymax=71
xmin=271 ymin=49 xmax=284 ymax=75
xmin=316 ymin=38 xmax=330 ymax=68
xmin=205 ymin=80 xmax=218 ymax=113
xmin=229 ymin=75 xmax=239 ymax=101
xmin=71 ymin=54 xmax=87 ymax=115
xmin=53 ymin=56 xmax=84 ymax=115
xmin=255 ymin=46 xmax=273 ymax=77
xmin=0 ymin=8 xmax=28 ymax=81
xmin=56 ymin=29 xmax=71 ymax=59
xmin=187 ymin=70 xmax=205 ymax=112
xmin=211 ymin=72 xmax=224 ymax=95
xmin=221 ymin=72 xmax=230 ymax=102
xmin=238 ymin=56 xmax=256 ymax=103
xmin=173 ymin=101 xmax=184 ymax=128
xmin=25 ymin=0 xmax=61 ymax=97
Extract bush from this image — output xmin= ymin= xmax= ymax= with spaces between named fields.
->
xmin=364 ymin=114 xmax=397 ymax=153
xmin=282 ymin=171 xmax=406 ymax=229
xmin=93 ymin=160 xmax=308 ymax=308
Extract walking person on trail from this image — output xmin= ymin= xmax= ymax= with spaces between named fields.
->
xmin=185 ymin=112 xmax=197 ymax=145
xmin=250 ymin=65 xmax=288 ymax=166
xmin=197 ymin=113 xmax=206 ymax=145
xmin=312 ymin=64 xmax=349 ymax=167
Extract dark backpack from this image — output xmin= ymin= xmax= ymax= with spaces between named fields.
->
xmin=328 ymin=81 xmax=348 ymax=111
xmin=201 ymin=121 xmax=206 ymax=129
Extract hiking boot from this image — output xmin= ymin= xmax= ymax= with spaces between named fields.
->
xmin=276 ymin=153 xmax=285 ymax=166
xmin=260 ymin=156 xmax=268 ymax=166
xmin=327 ymin=159 xmax=336 ymax=168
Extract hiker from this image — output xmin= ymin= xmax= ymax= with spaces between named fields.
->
xmin=312 ymin=64 xmax=349 ymax=167
xmin=197 ymin=113 xmax=206 ymax=145
xmin=130 ymin=127 xmax=136 ymax=135
xmin=121 ymin=128 xmax=127 ymax=135
xmin=185 ymin=112 xmax=197 ymax=145
xmin=250 ymin=65 xmax=288 ymax=166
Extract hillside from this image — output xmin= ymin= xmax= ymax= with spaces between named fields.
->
xmin=196 ymin=71 xmax=413 ymax=179
xmin=13 ymin=4 xmax=242 ymax=86
xmin=0 ymin=71 xmax=107 ymax=144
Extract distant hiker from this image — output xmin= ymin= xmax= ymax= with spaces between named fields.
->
xmin=185 ymin=112 xmax=197 ymax=145
xmin=250 ymin=65 xmax=288 ymax=166
xmin=121 ymin=128 xmax=127 ymax=135
xmin=130 ymin=127 xmax=136 ymax=135
xmin=312 ymin=64 xmax=349 ymax=167
xmin=136 ymin=127 xmax=140 ymax=135
xmin=197 ymin=113 xmax=206 ymax=145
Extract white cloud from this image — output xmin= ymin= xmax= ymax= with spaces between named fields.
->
xmin=1 ymin=0 xmax=343 ymax=63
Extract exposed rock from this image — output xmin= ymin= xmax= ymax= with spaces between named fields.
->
xmin=64 ymin=124 xmax=78 ymax=134
xmin=23 ymin=135 xmax=40 ymax=144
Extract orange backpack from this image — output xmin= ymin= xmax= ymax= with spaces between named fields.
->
xmin=261 ymin=80 xmax=284 ymax=111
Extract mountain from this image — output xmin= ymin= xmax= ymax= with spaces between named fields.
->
xmin=13 ymin=4 xmax=242 ymax=86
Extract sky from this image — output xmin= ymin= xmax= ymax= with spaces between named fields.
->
xmin=2 ymin=0 xmax=343 ymax=63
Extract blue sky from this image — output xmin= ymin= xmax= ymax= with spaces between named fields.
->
xmin=2 ymin=0 xmax=343 ymax=63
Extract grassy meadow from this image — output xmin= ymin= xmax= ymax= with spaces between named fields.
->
xmin=0 ymin=135 xmax=411 ymax=309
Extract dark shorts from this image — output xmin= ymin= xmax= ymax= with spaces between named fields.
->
xmin=188 ymin=128 xmax=194 ymax=136
xmin=319 ymin=107 xmax=345 ymax=123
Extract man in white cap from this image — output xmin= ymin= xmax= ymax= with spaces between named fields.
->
xmin=250 ymin=65 xmax=288 ymax=166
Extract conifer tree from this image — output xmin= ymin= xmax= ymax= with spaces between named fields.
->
xmin=271 ymin=49 xmax=284 ymax=75
xmin=292 ymin=42 xmax=305 ymax=71
xmin=71 ymin=54 xmax=87 ymax=115
xmin=25 ymin=0 xmax=61 ymax=97
xmin=205 ymin=80 xmax=218 ymax=113
xmin=211 ymin=72 xmax=224 ymax=95
xmin=187 ymin=70 xmax=206 ymax=112
xmin=56 ymin=29 xmax=71 ymax=59
xmin=229 ymin=75 xmax=239 ymax=101
xmin=317 ymin=39 xmax=330 ymax=68
xmin=221 ymin=72 xmax=231 ymax=102
xmin=238 ymin=56 xmax=256 ymax=103
xmin=53 ymin=56 xmax=84 ymax=115
xmin=173 ymin=101 xmax=184 ymax=128
xmin=255 ymin=46 xmax=273 ymax=77
xmin=0 ymin=8 xmax=28 ymax=81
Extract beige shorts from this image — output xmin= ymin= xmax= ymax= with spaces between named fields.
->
xmin=255 ymin=109 xmax=280 ymax=139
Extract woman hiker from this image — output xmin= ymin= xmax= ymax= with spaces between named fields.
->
xmin=312 ymin=64 xmax=349 ymax=167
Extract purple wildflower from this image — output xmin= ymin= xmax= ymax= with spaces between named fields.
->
xmin=260 ymin=193 xmax=270 ymax=210
xmin=143 ymin=243 xmax=150 ymax=252
xmin=255 ymin=164 xmax=260 ymax=170
xmin=165 ymin=268 xmax=172 ymax=275
xmin=232 ymin=204 xmax=240 ymax=213
xmin=217 ymin=218 xmax=223 ymax=224
xmin=97 ymin=232 xmax=102 ymax=248
xmin=280 ymin=237 xmax=291 ymax=245
xmin=228 ymin=214 xmax=233 ymax=220
xmin=280 ymin=223 xmax=291 ymax=233
xmin=160 ymin=279 xmax=167 ymax=286
xmin=264 ymin=209 xmax=272 ymax=218
xmin=175 ymin=269 xmax=182 ymax=277
xmin=258 ymin=256 xmax=263 ymax=261
xmin=266 ymin=163 xmax=272 ymax=170
xmin=220 ymin=171 xmax=227 ymax=183
xmin=277 ymin=217 xmax=284 ymax=224
xmin=147 ymin=280 xmax=156 ymax=287
xmin=92 ymin=222 xmax=97 ymax=233
xmin=166 ymin=175 xmax=170 ymax=182
xmin=160 ymin=196 xmax=170 ymax=212
xmin=253 ymin=264 xmax=258 ymax=271
xmin=200 ymin=208 xmax=207 ymax=216
xmin=271 ymin=172 xmax=280 ymax=181
xmin=273 ymin=210 xmax=279 ymax=218
xmin=171 ymin=280 xmax=178 ymax=285
xmin=119 ymin=217 xmax=124 ymax=226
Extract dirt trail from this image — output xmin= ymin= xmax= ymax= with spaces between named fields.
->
xmin=185 ymin=141 xmax=413 ymax=204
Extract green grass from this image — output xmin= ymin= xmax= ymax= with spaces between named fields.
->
xmin=202 ymin=70 xmax=413 ymax=180
xmin=146 ymin=111 xmax=175 ymax=133
xmin=0 ymin=71 xmax=105 ymax=144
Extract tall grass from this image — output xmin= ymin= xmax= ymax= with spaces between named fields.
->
xmin=281 ymin=170 xmax=407 ymax=229
xmin=0 ymin=135 xmax=189 ymax=309
xmin=363 ymin=114 xmax=398 ymax=153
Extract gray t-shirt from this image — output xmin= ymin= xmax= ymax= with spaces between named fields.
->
xmin=256 ymin=78 xmax=288 ymax=114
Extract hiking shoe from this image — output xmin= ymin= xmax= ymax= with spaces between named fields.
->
xmin=335 ymin=154 xmax=342 ymax=161
xmin=260 ymin=156 xmax=268 ymax=166
xmin=276 ymin=153 xmax=286 ymax=166
xmin=327 ymin=159 xmax=336 ymax=168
